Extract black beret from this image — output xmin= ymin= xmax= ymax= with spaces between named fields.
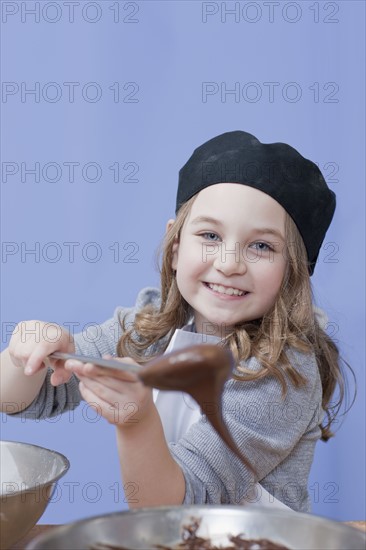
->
xmin=176 ymin=130 xmax=336 ymax=275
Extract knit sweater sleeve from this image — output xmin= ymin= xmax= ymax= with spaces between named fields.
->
xmin=8 ymin=288 xmax=161 ymax=420
xmin=168 ymin=347 xmax=324 ymax=511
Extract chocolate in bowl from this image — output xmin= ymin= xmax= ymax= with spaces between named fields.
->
xmin=89 ymin=516 xmax=291 ymax=549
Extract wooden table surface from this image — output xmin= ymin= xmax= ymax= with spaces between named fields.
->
xmin=10 ymin=521 xmax=366 ymax=549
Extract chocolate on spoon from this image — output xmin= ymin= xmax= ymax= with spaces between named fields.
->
xmin=50 ymin=345 xmax=255 ymax=473
xmin=139 ymin=344 xmax=255 ymax=473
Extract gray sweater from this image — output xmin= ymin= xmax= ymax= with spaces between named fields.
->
xmin=11 ymin=287 xmax=324 ymax=512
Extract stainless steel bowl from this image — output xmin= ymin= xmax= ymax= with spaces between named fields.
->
xmin=0 ymin=440 xmax=70 ymax=550
xmin=26 ymin=505 xmax=366 ymax=550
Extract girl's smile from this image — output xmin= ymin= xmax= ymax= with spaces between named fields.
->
xmin=202 ymin=281 xmax=249 ymax=299
xmin=168 ymin=184 xmax=287 ymax=336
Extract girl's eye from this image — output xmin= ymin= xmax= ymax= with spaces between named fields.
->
xmin=201 ymin=232 xmax=220 ymax=242
xmin=250 ymin=242 xmax=273 ymax=252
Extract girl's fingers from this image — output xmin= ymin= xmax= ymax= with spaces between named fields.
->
xmin=77 ymin=374 xmax=136 ymax=404
xmin=25 ymin=349 xmax=55 ymax=375
xmin=23 ymin=352 xmax=72 ymax=386
xmin=99 ymin=355 xmax=141 ymax=380
xmin=78 ymin=381 xmax=139 ymax=426
xmin=39 ymin=356 xmax=73 ymax=386
xmin=78 ymin=382 xmax=115 ymax=423
xmin=64 ymin=360 xmax=97 ymax=376
xmin=50 ymin=365 xmax=72 ymax=386
xmin=65 ymin=358 xmax=139 ymax=382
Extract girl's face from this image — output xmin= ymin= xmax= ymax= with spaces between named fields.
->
xmin=169 ymin=184 xmax=287 ymax=337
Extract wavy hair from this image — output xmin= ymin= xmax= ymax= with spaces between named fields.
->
xmin=117 ymin=195 xmax=353 ymax=441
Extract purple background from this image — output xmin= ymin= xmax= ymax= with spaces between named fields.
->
xmin=1 ymin=1 xmax=365 ymax=523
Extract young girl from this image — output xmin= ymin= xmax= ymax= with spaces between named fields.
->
xmin=1 ymin=130 xmax=347 ymax=512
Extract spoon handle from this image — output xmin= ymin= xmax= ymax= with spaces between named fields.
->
xmin=49 ymin=352 xmax=141 ymax=373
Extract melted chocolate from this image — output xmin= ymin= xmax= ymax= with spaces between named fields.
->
xmin=90 ymin=517 xmax=290 ymax=550
xmin=139 ymin=344 xmax=254 ymax=473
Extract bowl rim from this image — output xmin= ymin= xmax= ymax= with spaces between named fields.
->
xmin=0 ymin=439 xmax=70 ymax=494
xmin=25 ymin=504 xmax=366 ymax=549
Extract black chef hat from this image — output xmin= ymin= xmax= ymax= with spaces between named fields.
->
xmin=176 ymin=130 xmax=336 ymax=275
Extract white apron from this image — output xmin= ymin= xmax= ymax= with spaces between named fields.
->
xmin=153 ymin=325 xmax=291 ymax=510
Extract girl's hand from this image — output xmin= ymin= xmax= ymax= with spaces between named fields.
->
xmin=65 ymin=355 xmax=154 ymax=428
xmin=8 ymin=320 xmax=75 ymax=386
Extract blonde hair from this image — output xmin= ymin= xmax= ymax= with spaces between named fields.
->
xmin=117 ymin=194 xmax=352 ymax=441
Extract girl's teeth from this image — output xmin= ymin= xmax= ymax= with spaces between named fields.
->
xmin=208 ymin=283 xmax=244 ymax=296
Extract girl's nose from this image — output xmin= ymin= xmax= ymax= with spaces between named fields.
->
xmin=213 ymin=243 xmax=247 ymax=276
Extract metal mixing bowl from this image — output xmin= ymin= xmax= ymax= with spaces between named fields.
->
xmin=26 ymin=505 xmax=366 ymax=550
xmin=0 ymin=440 xmax=70 ymax=550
